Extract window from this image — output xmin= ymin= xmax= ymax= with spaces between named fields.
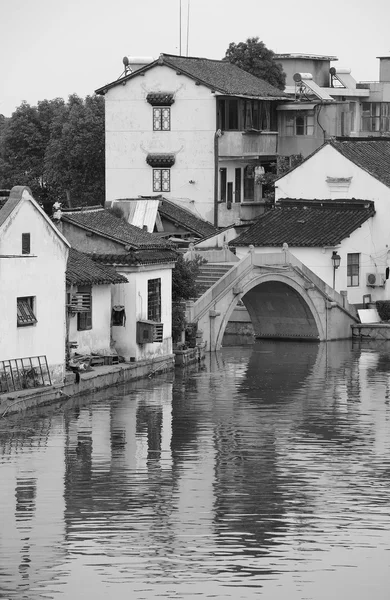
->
xmin=148 ymin=278 xmax=161 ymax=322
xmin=243 ymin=165 xmax=255 ymax=201
xmin=77 ymin=286 xmax=92 ymax=331
xmin=220 ymin=168 xmax=227 ymax=202
xmin=153 ymin=107 xmax=171 ymax=131
xmin=347 ymin=253 xmax=360 ymax=287
xmin=285 ymin=112 xmax=315 ymax=136
xmin=22 ymin=233 xmax=30 ymax=254
xmin=153 ymin=169 xmax=170 ymax=192
xmin=17 ymin=296 xmax=37 ymax=327
xmin=112 ymin=305 xmax=126 ymax=326
xmin=218 ymin=98 xmax=277 ymax=131
xmin=361 ymin=102 xmax=390 ymax=132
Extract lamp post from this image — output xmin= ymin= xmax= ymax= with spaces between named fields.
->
xmin=331 ymin=251 xmax=341 ymax=289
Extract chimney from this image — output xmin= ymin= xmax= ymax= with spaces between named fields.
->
xmin=377 ymin=56 xmax=390 ymax=82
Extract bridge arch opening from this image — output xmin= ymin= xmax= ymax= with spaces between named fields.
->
xmin=242 ymin=280 xmax=320 ymax=341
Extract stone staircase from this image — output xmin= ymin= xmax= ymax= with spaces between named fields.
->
xmin=195 ymin=263 xmax=235 ymax=299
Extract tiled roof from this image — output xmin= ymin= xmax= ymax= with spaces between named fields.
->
xmin=146 ymin=92 xmax=175 ymax=105
xmin=230 ymin=199 xmax=375 ymax=247
xmin=66 ymin=248 xmax=128 ymax=286
xmin=60 ymin=207 xmax=172 ymax=249
xmin=91 ymin=249 xmax=178 ymax=266
xmin=330 ymin=139 xmax=390 ymax=189
xmin=96 ymin=54 xmax=288 ymax=99
xmin=146 ymin=153 xmax=176 ymax=167
xmin=158 ymin=198 xmax=218 ymax=238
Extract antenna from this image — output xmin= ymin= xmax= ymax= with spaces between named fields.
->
xmin=186 ymin=0 xmax=190 ymax=57
xmin=179 ymin=0 xmax=182 ymax=56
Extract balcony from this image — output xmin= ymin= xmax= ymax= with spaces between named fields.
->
xmin=218 ymin=131 xmax=278 ymax=159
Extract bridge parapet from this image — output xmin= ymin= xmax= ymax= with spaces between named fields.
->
xmin=187 ymin=249 xmax=358 ymax=350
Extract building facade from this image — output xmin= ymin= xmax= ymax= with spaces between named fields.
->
xmin=0 ymin=186 xmax=70 ymax=386
xmin=96 ymin=53 xmax=287 ymax=228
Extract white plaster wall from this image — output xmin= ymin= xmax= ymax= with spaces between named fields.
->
xmin=68 ymin=285 xmax=112 ymax=355
xmin=235 ymin=219 xmax=379 ymax=305
xmin=111 ymin=264 xmax=173 ymax=361
xmin=236 ymin=142 xmax=390 ymax=305
xmin=0 ymin=198 xmax=68 ymax=383
xmin=105 ymin=65 xmax=216 ymax=223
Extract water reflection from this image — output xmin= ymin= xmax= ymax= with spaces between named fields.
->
xmin=0 ymin=341 xmax=390 ymax=598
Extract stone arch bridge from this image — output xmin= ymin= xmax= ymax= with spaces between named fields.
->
xmin=186 ymin=250 xmax=359 ymax=351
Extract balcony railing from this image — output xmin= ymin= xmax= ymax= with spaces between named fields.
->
xmin=218 ymin=131 xmax=278 ymax=158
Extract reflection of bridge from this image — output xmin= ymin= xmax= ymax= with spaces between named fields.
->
xmin=187 ymin=249 xmax=359 ymax=351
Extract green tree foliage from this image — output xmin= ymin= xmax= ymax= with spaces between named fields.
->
xmin=224 ymin=37 xmax=286 ymax=90
xmin=0 ymin=95 xmax=105 ymax=207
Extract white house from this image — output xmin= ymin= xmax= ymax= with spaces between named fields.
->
xmin=231 ymin=139 xmax=390 ymax=307
xmin=66 ymin=248 xmax=128 ymax=357
xmin=0 ymin=186 xmax=70 ymax=387
xmin=95 ymin=53 xmax=287 ymax=228
xmin=55 ymin=206 xmax=177 ymax=362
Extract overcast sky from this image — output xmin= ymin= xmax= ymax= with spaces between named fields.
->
xmin=1 ymin=0 xmax=390 ymax=117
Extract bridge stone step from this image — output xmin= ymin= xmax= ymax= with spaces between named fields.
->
xmin=195 ymin=263 xmax=234 ymax=299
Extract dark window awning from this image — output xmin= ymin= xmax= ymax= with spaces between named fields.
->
xmin=146 ymin=92 xmax=175 ymax=106
xmin=146 ymin=153 xmax=176 ymax=167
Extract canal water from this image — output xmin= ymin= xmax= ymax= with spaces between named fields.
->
xmin=1 ymin=340 xmax=390 ymax=599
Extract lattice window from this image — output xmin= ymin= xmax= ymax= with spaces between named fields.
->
xmin=153 ymin=169 xmax=170 ymax=192
xmin=347 ymin=253 xmax=360 ymax=287
xmin=17 ymin=297 xmax=37 ymax=327
xmin=76 ymin=286 xmax=92 ymax=331
xmin=148 ymin=278 xmax=161 ymax=322
xmin=153 ymin=107 xmax=170 ymax=131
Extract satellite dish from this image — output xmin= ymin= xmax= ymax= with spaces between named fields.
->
xmin=123 ymin=56 xmax=130 ymax=67
xmin=293 ymin=73 xmax=302 ymax=83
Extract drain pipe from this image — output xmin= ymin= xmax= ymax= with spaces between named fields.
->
xmin=214 ymin=129 xmax=222 ymax=228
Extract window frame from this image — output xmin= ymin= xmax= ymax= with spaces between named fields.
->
xmin=76 ymin=286 xmax=92 ymax=331
xmin=361 ymin=102 xmax=390 ymax=132
xmin=347 ymin=253 xmax=360 ymax=287
xmin=22 ymin=233 xmax=31 ymax=255
xmin=17 ymin=296 xmax=37 ymax=327
xmin=153 ymin=168 xmax=171 ymax=192
xmin=147 ymin=278 xmax=161 ymax=323
xmin=285 ymin=112 xmax=315 ymax=136
xmin=153 ymin=106 xmax=171 ymax=131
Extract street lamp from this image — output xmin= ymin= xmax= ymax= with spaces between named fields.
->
xmin=331 ymin=251 xmax=341 ymax=289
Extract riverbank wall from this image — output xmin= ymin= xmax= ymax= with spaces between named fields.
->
xmin=0 ymin=354 xmax=175 ymax=418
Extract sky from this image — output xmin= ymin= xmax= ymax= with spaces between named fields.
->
xmin=1 ymin=0 xmax=390 ymax=117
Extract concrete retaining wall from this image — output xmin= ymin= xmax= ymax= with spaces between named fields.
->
xmin=0 ymin=355 xmax=174 ymax=417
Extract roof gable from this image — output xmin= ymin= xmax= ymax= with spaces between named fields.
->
xmin=230 ymin=199 xmax=375 ymax=247
xmin=96 ymin=53 xmax=288 ymax=100
xmin=329 ymin=139 xmax=390 ymax=189
xmin=276 ymin=139 xmax=390 ymax=188
xmin=0 ymin=186 xmax=70 ymax=247
xmin=158 ymin=197 xmax=218 ymax=238
xmin=60 ymin=207 xmax=172 ymax=250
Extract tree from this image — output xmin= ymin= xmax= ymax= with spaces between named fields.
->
xmin=44 ymin=94 xmax=105 ymax=206
xmin=0 ymin=94 xmax=105 ymax=207
xmin=223 ymin=37 xmax=286 ymax=90
xmin=172 ymin=254 xmax=206 ymax=345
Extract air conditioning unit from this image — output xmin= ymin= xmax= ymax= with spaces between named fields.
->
xmin=136 ymin=321 xmax=164 ymax=344
xmin=366 ymin=272 xmax=386 ymax=287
